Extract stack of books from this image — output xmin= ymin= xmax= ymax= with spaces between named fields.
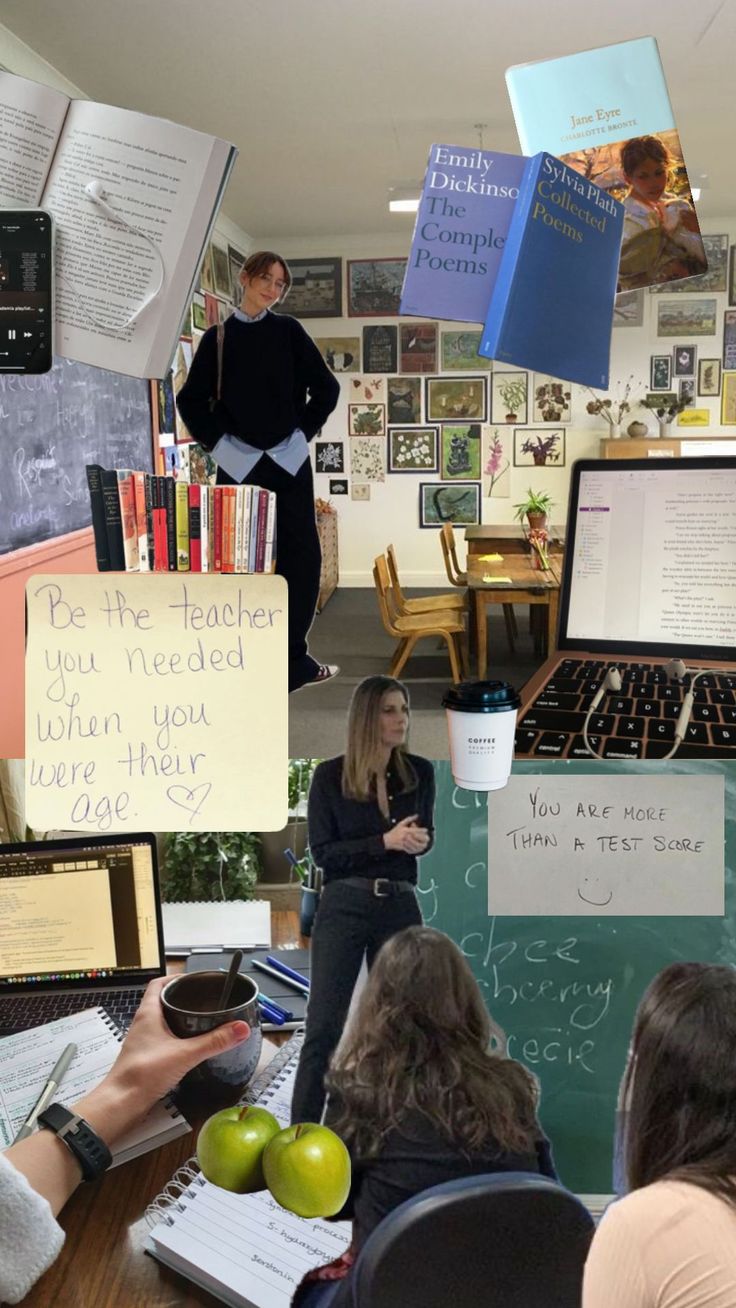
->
xmin=86 ymin=465 xmax=276 ymax=574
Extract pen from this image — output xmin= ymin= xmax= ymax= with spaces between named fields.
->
xmin=258 ymin=1000 xmax=286 ymax=1026
xmin=214 ymin=970 xmax=294 ymax=1022
xmin=252 ymin=958 xmax=310 ymax=996
xmin=13 ymin=1042 xmax=78 ymax=1143
xmin=265 ymin=955 xmax=310 ymax=989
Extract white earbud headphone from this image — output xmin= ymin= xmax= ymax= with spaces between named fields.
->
xmin=582 ymin=658 xmax=730 ymax=760
xmin=58 ymin=180 xmax=166 ymax=332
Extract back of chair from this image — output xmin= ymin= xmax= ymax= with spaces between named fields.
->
xmin=373 ymin=555 xmax=400 ymax=634
xmin=439 ymin=522 xmax=466 ymax=586
xmin=351 ymin=1171 xmax=595 ymax=1308
xmin=386 ymin=544 xmax=407 ymax=605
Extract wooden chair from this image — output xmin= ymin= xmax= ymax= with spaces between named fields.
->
xmin=440 ymin=522 xmax=518 ymax=652
xmin=386 ymin=543 xmax=466 ymax=615
xmin=373 ymin=555 xmax=465 ymax=683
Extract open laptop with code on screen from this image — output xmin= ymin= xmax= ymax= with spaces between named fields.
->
xmin=0 ymin=833 xmax=165 ymax=1034
xmin=514 ymin=457 xmax=736 ymax=761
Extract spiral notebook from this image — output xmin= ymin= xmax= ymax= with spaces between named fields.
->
xmin=0 ymin=1007 xmax=188 ymax=1160
xmin=146 ymin=1032 xmax=352 ymax=1308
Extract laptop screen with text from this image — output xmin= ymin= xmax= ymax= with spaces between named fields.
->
xmin=0 ymin=834 xmax=164 ymax=992
xmin=559 ymin=459 xmax=736 ymax=661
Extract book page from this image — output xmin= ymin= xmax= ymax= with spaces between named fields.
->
xmin=0 ymin=71 xmax=70 ymax=207
xmin=42 ymin=99 xmax=233 ymax=377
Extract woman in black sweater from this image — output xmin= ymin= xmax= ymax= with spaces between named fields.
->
xmin=293 ymin=926 xmax=556 ymax=1307
xmin=290 ymin=676 xmax=435 ymax=1125
xmin=176 ymin=251 xmax=340 ymax=693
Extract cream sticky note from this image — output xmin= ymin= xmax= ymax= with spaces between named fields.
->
xmin=25 ymin=574 xmax=288 ymax=833
xmin=482 ymin=575 xmax=513 ymax=584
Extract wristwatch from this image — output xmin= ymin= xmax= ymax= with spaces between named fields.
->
xmin=37 ymin=1103 xmax=112 ymax=1181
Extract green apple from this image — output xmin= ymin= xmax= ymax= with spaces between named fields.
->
xmin=197 ymin=1104 xmax=280 ymax=1193
xmin=263 ymin=1122 xmax=351 ymax=1218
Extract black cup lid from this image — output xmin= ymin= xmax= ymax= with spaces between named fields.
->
xmin=442 ymin=680 xmax=521 ymax=713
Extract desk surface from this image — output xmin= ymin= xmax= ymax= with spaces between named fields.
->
xmin=25 ymin=911 xmax=306 ymax=1308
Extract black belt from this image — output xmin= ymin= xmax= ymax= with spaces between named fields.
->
xmin=338 ymin=877 xmax=416 ymax=898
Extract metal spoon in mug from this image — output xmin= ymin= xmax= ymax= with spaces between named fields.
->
xmin=217 ymin=949 xmax=244 ymax=1010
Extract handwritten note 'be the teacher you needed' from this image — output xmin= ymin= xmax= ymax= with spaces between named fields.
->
xmin=488 ymin=774 xmax=724 ymax=916
xmin=25 ymin=574 xmax=288 ymax=833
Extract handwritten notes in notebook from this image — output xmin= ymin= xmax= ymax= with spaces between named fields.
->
xmin=25 ymin=574 xmax=287 ymax=833
xmin=487 ymin=774 xmax=724 ymax=915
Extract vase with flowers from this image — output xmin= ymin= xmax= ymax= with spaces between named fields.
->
xmin=638 ymin=394 xmax=692 ymax=438
xmin=586 ymin=375 xmax=637 ymax=439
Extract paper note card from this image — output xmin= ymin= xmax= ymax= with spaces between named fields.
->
xmin=488 ymin=775 xmax=724 ymax=915
xmin=25 ymin=574 xmax=288 ymax=833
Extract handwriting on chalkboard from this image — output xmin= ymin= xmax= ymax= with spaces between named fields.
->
xmin=25 ymin=574 xmax=288 ymax=833
xmin=487 ymin=775 xmax=724 ymax=916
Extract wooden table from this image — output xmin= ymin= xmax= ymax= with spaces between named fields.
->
xmin=25 ymin=913 xmax=306 ymax=1308
xmin=466 ymin=555 xmax=561 ymax=679
xmin=464 ymin=523 xmax=566 ymax=556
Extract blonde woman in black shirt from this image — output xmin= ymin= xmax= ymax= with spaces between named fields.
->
xmin=291 ymin=676 xmax=435 ymax=1125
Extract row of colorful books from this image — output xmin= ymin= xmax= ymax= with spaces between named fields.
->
xmin=85 ymin=466 xmax=276 ymax=574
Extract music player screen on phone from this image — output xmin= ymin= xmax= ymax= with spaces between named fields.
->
xmin=0 ymin=209 xmax=52 ymax=374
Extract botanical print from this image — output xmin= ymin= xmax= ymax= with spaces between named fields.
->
xmin=513 ymin=428 xmax=565 ymax=467
xmin=419 ymin=482 xmax=480 ymax=528
xmin=349 ymin=376 xmax=387 ymax=404
xmin=315 ymin=441 xmax=345 ymax=473
xmin=697 ymin=358 xmax=721 ymax=397
xmin=191 ymin=293 xmax=207 ymax=332
xmin=399 ymin=322 xmax=438 ymax=373
xmin=673 ymin=345 xmax=696 ymax=377
xmin=676 ymin=408 xmax=710 ymax=426
xmin=723 ymin=310 xmax=736 ymax=372
xmin=362 ymin=325 xmax=398 ymax=373
xmin=199 ymin=244 xmax=215 ymax=294
xmin=613 ymin=290 xmax=644 ymax=327
xmin=347 ymin=258 xmax=407 ymax=315
xmin=351 ymin=483 xmax=371 ymax=501
xmin=650 ymin=234 xmax=729 ymax=294
xmin=425 ymin=376 xmax=487 ymax=422
xmin=440 ymin=424 xmax=481 ymax=480
xmin=483 ymin=428 xmax=511 ymax=499
xmin=533 ymin=376 xmax=572 ymax=423
xmin=314 ymin=336 xmax=360 ymax=372
xmin=188 ymin=443 xmax=218 ymax=485
xmin=678 ymin=378 xmax=695 ymax=405
xmin=441 ymin=330 xmax=492 ymax=371
xmin=650 ymin=355 xmax=672 ymax=390
xmin=228 ymin=245 xmax=246 ymax=303
xmin=350 ymin=436 xmax=385 ymax=481
xmin=387 ymin=376 xmax=421 ymax=424
xmin=211 ymin=244 xmax=232 ymax=299
xmin=387 ymin=426 xmax=438 ymax=473
xmin=657 ymin=298 xmax=717 ymax=336
xmin=329 ymin=478 xmax=348 ymax=495
xmin=721 ymin=372 xmax=736 ymax=425
xmin=491 ymin=370 xmax=528 ymax=424
xmin=348 ymin=403 xmax=386 ymax=437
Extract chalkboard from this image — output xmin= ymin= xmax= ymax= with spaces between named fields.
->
xmin=418 ymin=760 xmax=735 ymax=1196
xmin=0 ymin=356 xmax=152 ymax=555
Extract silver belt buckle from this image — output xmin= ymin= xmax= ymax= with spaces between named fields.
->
xmin=373 ymin=878 xmax=391 ymax=897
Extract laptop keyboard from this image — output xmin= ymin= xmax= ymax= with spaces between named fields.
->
xmin=0 ymin=989 xmax=143 ymax=1034
xmin=515 ymin=659 xmax=736 ymax=760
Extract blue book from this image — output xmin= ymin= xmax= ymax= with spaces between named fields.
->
xmin=399 ymin=144 xmax=527 ymax=323
xmin=479 ymin=152 xmax=624 ymax=388
xmin=505 ymin=38 xmax=707 ymax=292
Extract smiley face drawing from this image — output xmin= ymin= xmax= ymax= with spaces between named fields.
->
xmin=577 ymin=871 xmax=613 ymax=908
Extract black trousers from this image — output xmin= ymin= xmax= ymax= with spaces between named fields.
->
xmin=217 ymin=455 xmax=322 ymax=690
xmin=290 ymin=879 xmax=423 ymax=1124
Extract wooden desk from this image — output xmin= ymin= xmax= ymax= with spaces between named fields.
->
xmin=26 ymin=912 xmax=306 ymax=1308
xmin=464 ymin=523 xmax=566 ymax=555
xmin=466 ymin=556 xmax=561 ymax=679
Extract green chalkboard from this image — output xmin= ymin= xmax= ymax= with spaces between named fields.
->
xmin=417 ymin=760 xmax=735 ymax=1196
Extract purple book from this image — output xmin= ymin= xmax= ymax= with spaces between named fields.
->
xmin=400 ymin=144 xmax=527 ymax=324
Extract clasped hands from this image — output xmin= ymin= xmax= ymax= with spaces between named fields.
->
xmin=383 ymin=814 xmax=430 ymax=855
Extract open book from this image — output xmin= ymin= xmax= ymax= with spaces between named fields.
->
xmin=0 ymin=70 xmax=236 ymax=378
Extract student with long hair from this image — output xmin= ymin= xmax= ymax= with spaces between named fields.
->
xmin=290 ymin=676 xmax=435 ymax=1125
xmin=293 ymin=926 xmax=556 ymax=1307
xmin=583 ymin=962 xmax=736 ymax=1307
xmin=177 ymin=250 xmax=340 ymax=692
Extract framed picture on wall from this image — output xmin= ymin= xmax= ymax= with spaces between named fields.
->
xmin=673 ymin=344 xmax=696 ymax=377
xmin=329 ymin=478 xmax=349 ymax=495
xmin=387 ymin=426 xmax=439 ymax=474
xmin=440 ymin=424 xmax=482 ymax=480
xmin=491 ymin=370 xmax=528 ymax=424
xmin=532 ymin=375 xmax=571 ymax=423
xmin=314 ymin=440 xmax=345 ymax=474
xmin=697 ymin=358 xmax=721 ymax=396
xmin=722 ymin=372 xmax=736 ymax=425
xmin=348 ymin=403 xmax=386 ymax=437
xmin=387 ymin=375 xmax=422 ymax=425
xmin=613 ymin=289 xmax=644 ymax=327
xmin=362 ymin=325 xmax=398 ymax=372
xmin=657 ymin=298 xmax=717 ymax=336
xmin=399 ymin=322 xmax=438 ymax=373
xmin=425 ymin=376 xmax=487 ymax=423
xmin=678 ymin=378 xmax=695 ymax=405
xmin=314 ymin=336 xmax=360 ymax=372
xmin=730 ymin=247 xmax=736 ymax=306
xmin=273 ymin=257 xmax=342 ymax=318
xmin=211 ymin=244 xmax=232 ymax=299
xmin=347 ymin=258 xmax=407 ymax=316
xmin=441 ymin=330 xmax=492 ymax=371
xmin=228 ymin=245 xmax=246 ymax=303
xmin=513 ymin=428 xmax=565 ymax=468
xmin=650 ymin=355 xmax=672 ymax=390
xmin=348 ymin=376 xmax=386 ymax=404
xmin=723 ymin=310 xmax=736 ymax=371
xmin=649 ymin=234 xmax=729 ymax=294
xmin=419 ymin=482 xmax=480 ymax=528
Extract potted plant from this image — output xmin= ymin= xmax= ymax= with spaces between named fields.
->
xmin=161 ymin=831 xmax=262 ymax=902
xmin=586 ymin=375 xmax=637 ymax=438
xmin=497 ymin=375 xmax=528 ymax=423
xmin=513 ymin=488 xmax=554 ymax=531
xmin=259 ymin=759 xmax=320 ymax=885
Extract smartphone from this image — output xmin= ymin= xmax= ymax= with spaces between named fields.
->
xmin=0 ymin=208 xmax=53 ymax=374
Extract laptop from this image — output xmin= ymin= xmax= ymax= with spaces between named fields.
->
xmin=514 ymin=457 xmax=736 ymax=760
xmin=0 ymin=833 xmax=166 ymax=1034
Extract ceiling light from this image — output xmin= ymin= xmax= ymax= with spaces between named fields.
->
xmin=389 ymin=196 xmax=420 ymax=213
xmin=690 ymin=187 xmax=701 ymax=201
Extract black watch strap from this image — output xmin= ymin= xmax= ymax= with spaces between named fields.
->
xmin=37 ymin=1103 xmax=112 ymax=1181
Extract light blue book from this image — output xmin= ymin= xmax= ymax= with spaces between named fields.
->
xmin=505 ymin=37 xmax=707 ymax=293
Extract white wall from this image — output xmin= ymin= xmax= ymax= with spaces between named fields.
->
xmin=264 ymin=224 xmax=736 ymax=585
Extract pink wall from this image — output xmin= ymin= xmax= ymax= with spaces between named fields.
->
xmin=0 ymin=528 xmax=96 ymax=758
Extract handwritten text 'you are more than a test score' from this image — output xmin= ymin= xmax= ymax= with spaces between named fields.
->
xmin=25 ymin=574 xmax=288 ymax=833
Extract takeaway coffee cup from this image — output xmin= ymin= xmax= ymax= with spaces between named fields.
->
xmin=442 ymin=680 xmax=521 ymax=791
xmin=160 ymin=971 xmax=262 ymax=1104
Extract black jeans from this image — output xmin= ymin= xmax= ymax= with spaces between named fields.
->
xmin=217 ymin=454 xmax=322 ymax=690
xmin=290 ymin=879 xmax=423 ymax=1124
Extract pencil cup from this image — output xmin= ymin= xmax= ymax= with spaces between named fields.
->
xmin=299 ymin=886 xmax=320 ymax=937
xmin=443 ymin=680 xmax=521 ymax=791
xmin=160 ymin=972 xmax=262 ymax=1104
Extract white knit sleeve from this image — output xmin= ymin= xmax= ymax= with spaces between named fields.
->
xmin=0 ymin=1151 xmax=66 ymax=1304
